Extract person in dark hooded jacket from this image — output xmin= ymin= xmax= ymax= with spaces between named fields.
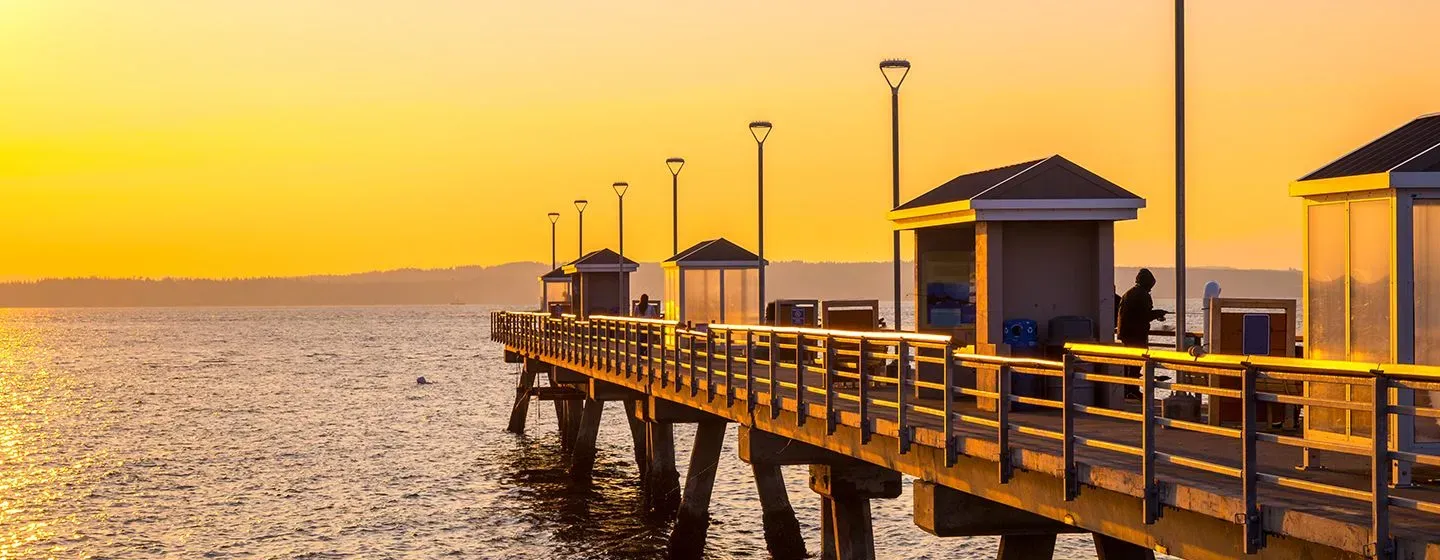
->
xmin=1117 ymin=269 xmax=1168 ymax=398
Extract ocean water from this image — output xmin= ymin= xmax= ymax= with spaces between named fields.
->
xmin=0 ymin=304 xmax=1194 ymax=559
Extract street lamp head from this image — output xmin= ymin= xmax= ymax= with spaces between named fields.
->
xmin=749 ymin=121 xmax=772 ymax=144
xmin=574 ymin=199 xmax=588 ymax=213
xmin=666 ymin=157 xmax=686 ymax=176
xmin=612 ymin=181 xmax=629 ymax=197
xmin=547 ymin=212 xmax=560 ymax=224
xmin=879 ymin=58 xmax=911 ymax=89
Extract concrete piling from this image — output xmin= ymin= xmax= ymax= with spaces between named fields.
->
xmin=569 ymin=399 xmax=605 ymax=480
xmin=506 ymin=368 xmax=536 ymax=434
xmin=1092 ymin=534 xmax=1155 ymax=560
xmin=809 ymin=462 xmax=901 ymax=560
xmin=998 ymin=534 xmax=1058 ymax=560
xmin=665 ymin=420 xmax=727 ymax=559
xmin=752 ymin=463 xmax=807 ymax=560
xmin=645 ymin=421 xmax=681 ymax=516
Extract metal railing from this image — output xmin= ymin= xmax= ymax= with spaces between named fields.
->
xmin=489 ymin=311 xmax=1440 ymax=558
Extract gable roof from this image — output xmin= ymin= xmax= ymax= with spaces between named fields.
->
xmin=561 ymin=248 xmax=639 ymax=274
xmin=893 ymin=154 xmax=1141 ymax=211
xmin=1300 ymin=113 xmax=1440 ymax=181
xmin=664 ymin=238 xmax=760 ymax=265
xmin=540 ymin=266 xmax=569 ymax=281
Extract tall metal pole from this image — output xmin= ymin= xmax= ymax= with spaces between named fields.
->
xmin=549 ymin=215 xmax=559 ymax=270
xmin=1174 ymin=0 xmax=1187 ymax=351
xmin=667 ymin=158 xmax=685 ymax=256
xmin=750 ymin=122 xmax=772 ymax=324
xmin=575 ymin=199 xmax=588 ymax=261
xmin=880 ymin=59 xmax=910 ymax=332
xmin=758 ymin=140 xmax=766 ymax=322
xmin=614 ymin=182 xmax=628 ymax=315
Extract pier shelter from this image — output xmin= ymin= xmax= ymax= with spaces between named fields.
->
xmin=561 ymin=248 xmax=638 ymax=318
xmin=1291 ymin=113 xmax=1440 ymax=472
xmin=540 ymin=267 xmax=572 ymax=315
xmin=890 ymin=155 xmax=1145 ymax=407
xmin=662 ymin=238 xmax=763 ymax=327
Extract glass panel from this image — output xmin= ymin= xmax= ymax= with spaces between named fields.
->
xmin=1415 ymin=201 xmax=1440 ymax=442
xmin=918 ymin=225 xmax=976 ymax=330
xmin=664 ymin=268 xmax=680 ymax=322
xmin=723 ymin=269 xmax=760 ymax=325
xmin=682 ymin=268 xmax=723 ymax=326
xmin=1348 ymin=199 xmax=1391 ymax=438
xmin=544 ymin=280 xmax=571 ymax=304
xmin=1307 ymin=202 xmax=1348 ymax=435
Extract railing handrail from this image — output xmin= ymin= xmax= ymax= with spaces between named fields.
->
xmin=709 ymin=322 xmax=953 ymax=344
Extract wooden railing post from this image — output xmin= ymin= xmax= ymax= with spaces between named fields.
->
xmin=1141 ymin=358 xmax=1158 ymax=525
xmin=768 ymin=331 xmax=779 ymax=419
xmin=858 ymin=337 xmax=871 ymax=444
xmin=1062 ymin=351 xmax=1077 ymax=501
xmin=996 ymin=363 xmax=1011 ymax=482
xmin=1371 ymin=373 xmax=1392 ymax=560
xmin=796 ymin=333 xmax=808 ymax=426
xmin=724 ymin=328 xmax=735 ymax=407
xmin=944 ymin=345 xmax=958 ymax=468
xmin=705 ymin=329 xmax=716 ymax=402
xmin=1241 ymin=365 xmax=1262 ymax=553
xmin=897 ymin=339 xmax=911 ymax=455
xmin=745 ymin=330 xmax=756 ymax=414
xmin=825 ymin=335 xmax=837 ymax=435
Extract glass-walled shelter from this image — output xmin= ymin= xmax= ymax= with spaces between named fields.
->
xmin=1290 ymin=113 xmax=1440 ymax=470
xmin=561 ymin=248 xmax=638 ymax=319
xmin=662 ymin=238 xmax=763 ymax=327
xmin=540 ymin=267 xmax=572 ymax=315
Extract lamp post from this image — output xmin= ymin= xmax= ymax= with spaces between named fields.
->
xmin=574 ymin=199 xmax=589 ymax=260
xmin=666 ymin=157 xmax=686 ymax=256
xmin=1174 ymin=0 xmax=1188 ymax=351
xmin=547 ymin=212 xmax=561 ymax=270
xmin=749 ymin=121 xmax=772 ymax=323
xmin=613 ymin=181 xmax=629 ymax=315
xmin=880 ymin=58 xmax=911 ymax=332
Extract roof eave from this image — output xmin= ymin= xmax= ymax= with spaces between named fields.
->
xmin=1288 ymin=172 xmax=1390 ymax=197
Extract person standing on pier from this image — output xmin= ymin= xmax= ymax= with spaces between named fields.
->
xmin=1117 ymin=268 xmax=1168 ymax=399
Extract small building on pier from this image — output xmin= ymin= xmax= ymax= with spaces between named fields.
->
xmin=1290 ymin=112 xmax=1440 ymax=463
xmin=562 ymin=248 xmax=639 ymax=318
xmin=889 ymin=154 xmax=1144 ymax=354
xmin=661 ymin=238 xmax=762 ymax=327
xmin=890 ymin=155 xmax=1144 ymax=408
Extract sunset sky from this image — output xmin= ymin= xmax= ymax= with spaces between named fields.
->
xmin=3 ymin=0 xmax=1439 ymax=280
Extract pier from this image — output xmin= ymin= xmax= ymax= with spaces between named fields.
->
xmin=492 ymin=311 xmax=1440 ymax=559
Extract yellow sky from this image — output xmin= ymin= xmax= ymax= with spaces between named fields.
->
xmin=3 ymin=0 xmax=1439 ymax=279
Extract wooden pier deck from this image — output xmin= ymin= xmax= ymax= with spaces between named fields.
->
xmin=492 ymin=311 xmax=1440 ymax=560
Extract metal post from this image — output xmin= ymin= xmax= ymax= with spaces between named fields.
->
xmin=1141 ymin=359 xmax=1158 ymax=524
xmin=758 ymin=141 xmax=766 ymax=321
xmin=890 ymin=87 xmax=902 ymax=332
xmin=1371 ymin=374 xmax=1391 ymax=559
xmin=1062 ymin=352 xmax=1078 ymax=501
xmin=619 ymin=193 xmax=625 ymax=315
xmin=796 ymin=333 xmax=808 ymax=425
xmin=1242 ymin=366 xmax=1262 ymax=553
xmin=1174 ymin=0 xmax=1187 ymax=351
xmin=997 ymin=363 xmax=1010 ymax=481
xmin=943 ymin=348 xmax=957 ymax=468
xmin=897 ymin=339 xmax=911 ymax=454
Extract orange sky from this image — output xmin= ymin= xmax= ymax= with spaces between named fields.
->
xmin=3 ymin=0 xmax=1439 ymax=279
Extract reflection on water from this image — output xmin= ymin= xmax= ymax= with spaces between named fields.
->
xmin=2 ymin=305 xmax=1116 ymax=558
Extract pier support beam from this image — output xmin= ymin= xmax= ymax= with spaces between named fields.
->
xmin=569 ymin=399 xmax=605 ymax=480
xmin=666 ymin=420 xmax=727 ymax=559
xmin=645 ymin=421 xmax=681 ymax=516
xmin=1092 ymin=534 xmax=1155 ymax=560
xmin=820 ymin=497 xmax=836 ymax=560
xmin=623 ymin=401 xmax=649 ymax=483
xmin=752 ymin=463 xmax=808 ymax=560
xmin=506 ymin=367 xmax=537 ymax=434
xmin=998 ymin=534 xmax=1058 ymax=560
xmin=809 ymin=462 xmax=901 ymax=560
xmin=913 ymin=480 xmax=1079 ymax=538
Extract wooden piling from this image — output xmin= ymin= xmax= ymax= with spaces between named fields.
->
xmin=569 ymin=399 xmax=605 ymax=480
xmin=506 ymin=368 xmax=536 ymax=434
xmin=624 ymin=400 xmax=649 ymax=482
xmin=752 ymin=463 xmax=807 ymax=560
xmin=665 ymin=421 xmax=727 ymax=559
xmin=820 ymin=497 xmax=837 ymax=560
xmin=646 ymin=421 xmax=681 ymax=516
xmin=829 ymin=496 xmax=875 ymax=560
xmin=561 ymin=397 xmax=583 ymax=454
xmin=998 ymin=534 xmax=1057 ymax=560
xmin=1092 ymin=534 xmax=1155 ymax=560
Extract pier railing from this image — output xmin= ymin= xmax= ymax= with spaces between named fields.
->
xmin=490 ymin=310 xmax=1440 ymax=557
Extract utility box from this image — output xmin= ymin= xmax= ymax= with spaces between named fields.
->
xmin=890 ymin=155 xmax=1145 ymax=410
xmin=1205 ymin=298 xmax=1298 ymax=427
xmin=1290 ymin=113 xmax=1440 ymax=477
